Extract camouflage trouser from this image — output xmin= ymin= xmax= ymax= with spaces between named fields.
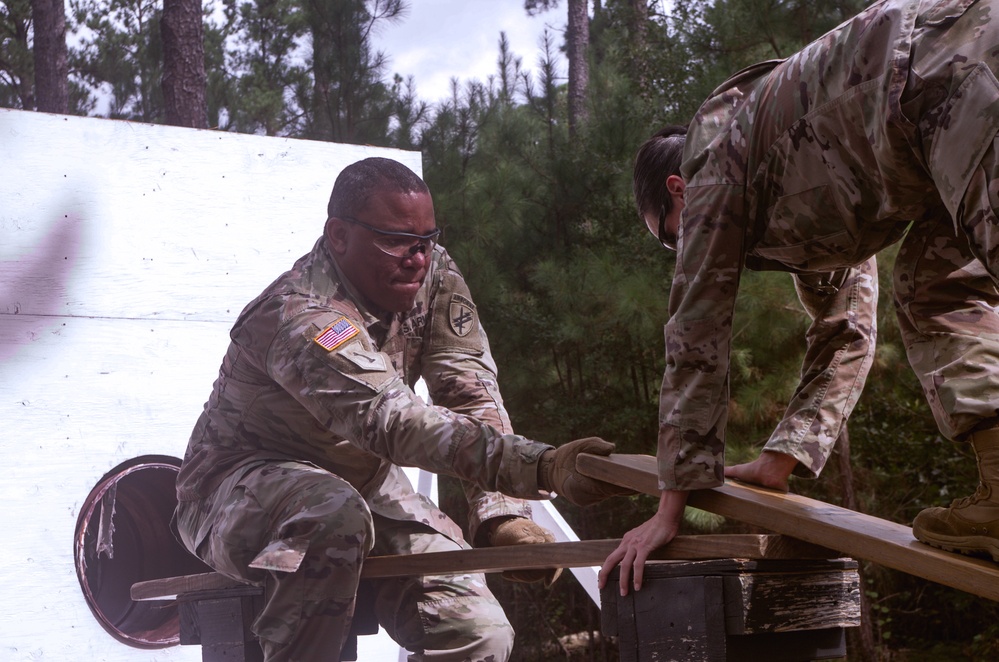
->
xmin=763 ymin=258 xmax=879 ymax=477
xmin=891 ymin=1 xmax=999 ymax=441
xmin=174 ymin=461 xmax=514 ymax=662
xmin=894 ymin=209 xmax=999 ymax=441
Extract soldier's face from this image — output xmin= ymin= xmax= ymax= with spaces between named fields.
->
xmin=328 ymin=189 xmax=437 ymax=313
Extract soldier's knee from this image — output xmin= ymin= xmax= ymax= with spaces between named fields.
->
xmin=446 ymin=594 xmax=515 ymax=660
xmin=479 ymin=619 xmax=515 ymax=660
xmin=264 ymin=465 xmax=375 ymax=554
xmin=285 ymin=486 xmax=373 ymax=553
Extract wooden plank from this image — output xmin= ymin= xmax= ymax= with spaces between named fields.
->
xmin=361 ymin=534 xmax=831 ymax=579
xmin=576 ymin=453 xmax=999 ymax=602
xmin=131 ymin=534 xmax=833 ymax=601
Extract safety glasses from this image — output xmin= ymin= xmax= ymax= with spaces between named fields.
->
xmin=655 ymin=204 xmax=676 ymax=251
xmin=338 ymin=215 xmax=442 ymax=258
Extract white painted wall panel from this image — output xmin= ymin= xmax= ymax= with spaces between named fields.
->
xmin=0 ymin=108 xmax=421 ymax=661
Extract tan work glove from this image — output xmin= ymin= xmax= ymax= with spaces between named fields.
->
xmin=486 ymin=517 xmax=563 ymax=587
xmin=539 ymin=437 xmax=635 ymax=506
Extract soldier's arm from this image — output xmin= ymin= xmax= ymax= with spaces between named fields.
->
xmin=418 ymin=255 xmax=536 ymax=544
xmin=658 ymin=182 xmax=748 ymax=491
xmin=265 ymin=303 xmax=554 ymax=500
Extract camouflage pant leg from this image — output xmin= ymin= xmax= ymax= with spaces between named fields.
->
xmin=176 ymin=461 xmax=375 ymax=661
xmin=764 ymin=259 xmax=879 ymax=477
xmin=901 ymin=5 xmax=999 ymax=438
xmin=369 ymin=515 xmax=514 ymax=662
xmin=894 ymin=209 xmax=999 ymax=440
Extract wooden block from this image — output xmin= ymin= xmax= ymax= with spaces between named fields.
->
xmin=608 ymin=571 xmax=730 ymax=662
xmin=602 ymin=559 xmax=856 ymax=661
xmin=178 ymin=586 xmax=262 ymax=644
xmin=173 ymin=581 xmax=373 ymax=662
xmin=201 ymin=641 xmax=265 ymax=662
xmin=577 ymin=453 xmax=999 ymax=602
xmin=723 ymin=566 xmax=861 ymax=634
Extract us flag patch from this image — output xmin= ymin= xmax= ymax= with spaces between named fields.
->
xmin=313 ymin=317 xmax=359 ymax=351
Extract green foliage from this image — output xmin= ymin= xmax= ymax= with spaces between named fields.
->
xmin=218 ymin=0 xmax=308 ymax=134
xmin=297 ymin=0 xmax=401 ymax=143
xmin=0 ymin=0 xmax=34 ymax=108
xmin=70 ymin=0 xmax=164 ymax=120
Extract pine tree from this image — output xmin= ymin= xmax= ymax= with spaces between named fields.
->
xmin=223 ymin=0 xmax=308 ymax=135
xmin=0 ymin=0 xmax=36 ymax=108
xmin=161 ymin=0 xmax=207 ymax=128
xmin=299 ymin=0 xmax=402 ymax=144
xmin=31 ymin=0 xmax=69 ymax=112
xmin=70 ymin=0 xmax=164 ymax=121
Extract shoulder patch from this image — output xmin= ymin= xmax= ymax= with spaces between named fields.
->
xmin=428 ymin=270 xmax=485 ymax=355
xmin=340 ymin=343 xmax=388 ymax=372
xmin=313 ymin=317 xmax=360 ymax=351
xmin=448 ymin=293 xmax=476 ymax=337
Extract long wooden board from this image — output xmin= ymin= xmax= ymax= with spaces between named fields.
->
xmin=131 ymin=534 xmax=831 ymax=601
xmin=577 ymin=453 xmax=999 ymax=602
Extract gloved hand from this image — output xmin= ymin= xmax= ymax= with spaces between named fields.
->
xmin=485 ymin=517 xmax=562 ymax=588
xmin=539 ymin=437 xmax=636 ymax=506
xmin=486 ymin=517 xmax=563 ymax=587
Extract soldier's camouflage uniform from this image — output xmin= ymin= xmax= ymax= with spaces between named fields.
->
xmin=661 ymin=0 xmax=999 ymax=491
xmin=174 ymin=236 xmax=554 ymax=661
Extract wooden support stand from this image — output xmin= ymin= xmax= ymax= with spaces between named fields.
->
xmin=155 ymin=577 xmax=377 ymax=662
xmin=601 ymin=559 xmax=861 ymax=662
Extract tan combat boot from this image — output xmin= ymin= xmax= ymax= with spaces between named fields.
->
xmin=913 ymin=428 xmax=999 ymax=561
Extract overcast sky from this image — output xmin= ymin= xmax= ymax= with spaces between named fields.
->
xmin=370 ymin=1 xmax=569 ymax=103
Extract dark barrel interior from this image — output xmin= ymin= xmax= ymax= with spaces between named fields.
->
xmin=74 ymin=455 xmax=212 ymax=648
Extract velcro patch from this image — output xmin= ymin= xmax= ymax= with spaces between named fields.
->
xmin=340 ymin=343 xmax=388 ymax=372
xmin=313 ymin=317 xmax=360 ymax=351
xmin=449 ymin=294 xmax=476 ymax=337
xmin=428 ymin=270 xmax=484 ymax=355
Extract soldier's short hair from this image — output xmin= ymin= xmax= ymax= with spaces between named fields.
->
xmin=327 ymin=157 xmax=430 ymax=219
xmin=633 ymin=125 xmax=687 ymax=219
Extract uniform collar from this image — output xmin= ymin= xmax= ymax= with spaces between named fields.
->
xmin=320 ymin=238 xmax=395 ymax=333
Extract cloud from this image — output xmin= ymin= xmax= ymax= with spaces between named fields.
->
xmin=373 ymin=0 xmax=566 ymax=102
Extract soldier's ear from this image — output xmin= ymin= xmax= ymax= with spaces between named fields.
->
xmin=665 ymin=174 xmax=685 ymax=198
xmin=325 ymin=217 xmax=349 ymax=255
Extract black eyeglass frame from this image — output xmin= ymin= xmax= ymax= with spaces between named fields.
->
xmin=336 ymin=215 xmax=442 ymax=257
xmin=657 ymin=204 xmax=677 ymax=251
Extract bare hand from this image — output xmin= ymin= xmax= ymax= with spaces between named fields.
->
xmin=597 ymin=490 xmax=688 ymax=595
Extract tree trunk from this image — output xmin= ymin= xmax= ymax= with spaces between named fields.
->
xmin=835 ymin=427 xmax=878 ymax=660
xmin=628 ymin=0 xmax=649 ymax=96
xmin=161 ymin=0 xmax=208 ymax=128
xmin=31 ymin=0 xmax=69 ymax=113
xmin=566 ymin=0 xmax=589 ymax=135
xmin=310 ymin=23 xmax=336 ymax=141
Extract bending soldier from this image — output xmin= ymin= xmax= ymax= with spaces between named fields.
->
xmin=601 ymin=0 xmax=999 ymax=595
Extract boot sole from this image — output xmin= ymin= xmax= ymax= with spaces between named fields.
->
xmin=915 ymin=533 xmax=999 ymax=562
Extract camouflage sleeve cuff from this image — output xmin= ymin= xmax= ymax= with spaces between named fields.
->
xmin=467 ymin=497 xmax=534 ymax=545
xmin=656 ymin=424 xmax=726 ymax=491
xmin=495 ymin=436 xmax=555 ymax=499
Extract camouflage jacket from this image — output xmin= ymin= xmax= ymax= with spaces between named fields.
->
xmin=176 ymin=237 xmax=550 ymax=542
xmin=661 ymin=0 xmax=996 ymax=489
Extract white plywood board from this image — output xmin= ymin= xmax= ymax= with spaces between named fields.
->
xmin=0 ymin=108 xmax=421 ymax=661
